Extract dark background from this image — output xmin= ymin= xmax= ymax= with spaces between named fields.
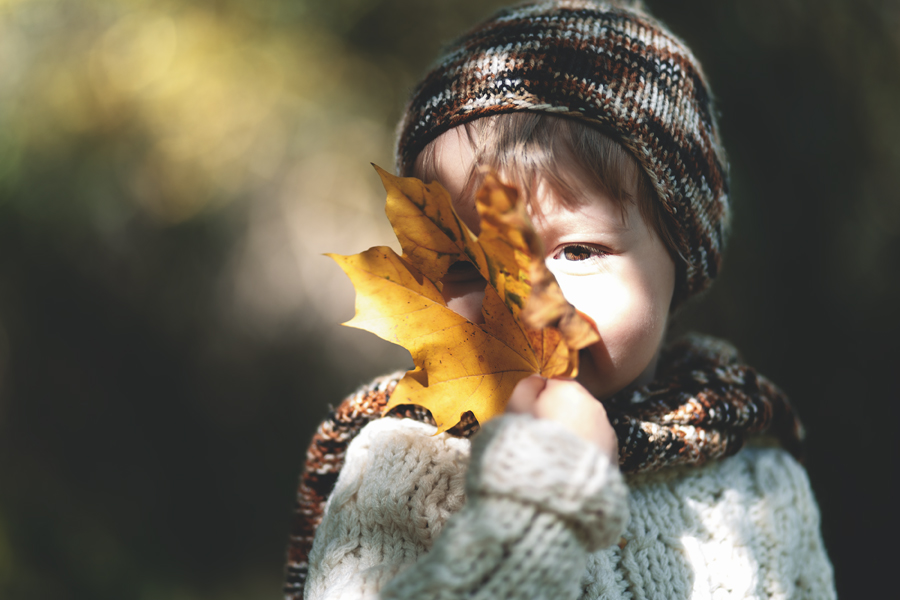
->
xmin=1 ymin=0 xmax=897 ymax=598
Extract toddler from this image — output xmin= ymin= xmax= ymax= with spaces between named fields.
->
xmin=285 ymin=1 xmax=836 ymax=598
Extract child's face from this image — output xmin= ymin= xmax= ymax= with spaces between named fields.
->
xmin=420 ymin=127 xmax=676 ymax=400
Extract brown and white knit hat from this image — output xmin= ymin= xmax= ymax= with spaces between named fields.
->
xmin=396 ymin=0 xmax=730 ymax=302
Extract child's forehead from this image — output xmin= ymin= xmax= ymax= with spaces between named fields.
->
xmin=526 ymin=177 xmax=636 ymax=236
xmin=419 ymin=124 xmax=637 ymax=220
xmin=419 ymin=127 xmax=637 ymax=236
xmin=417 ymin=128 xmax=477 ymax=207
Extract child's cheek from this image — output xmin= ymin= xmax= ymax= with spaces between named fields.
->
xmin=545 ymin=266 xmax=620 ymax=327
xmin=548 ymin=266 xmax=662 ymax=387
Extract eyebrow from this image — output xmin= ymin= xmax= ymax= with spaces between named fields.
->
xmin=529 ymin=199 xmax=635 ymax=236
xmin=606 ymin=215 xmax=633 ymax=233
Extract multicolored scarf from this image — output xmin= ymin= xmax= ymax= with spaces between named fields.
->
xmin=283 ymin=334 xmax=803 ymax=599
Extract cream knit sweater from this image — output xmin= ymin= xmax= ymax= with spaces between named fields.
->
xmin=304 ymin=414 xmax=835 ymax=599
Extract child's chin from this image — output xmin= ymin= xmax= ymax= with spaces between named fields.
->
xmin=575 ymin=347 xmax=614 ymax=401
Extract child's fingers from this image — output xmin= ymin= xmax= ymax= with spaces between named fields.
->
xmin=533 ymin=379 xmax=619 ymax=460
xmin=506 ymin=377 xmax=618 ymax=460
xmin=506 ymin=374 xmax=547 ymax=414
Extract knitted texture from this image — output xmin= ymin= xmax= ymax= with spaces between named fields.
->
xmin=467 ymin=415 xmax=628 ymax=552
xmin=301 ymin=417 xmax=835 ymax=599
xmin=283 ymin=334 xmax=804 ymax=599
xmin=283 ymin=378 xmax=477 ymax=599
xmin=606 ymin=333 xmax=805 ymax=472
xmin=305 ymin=419 xmax=471 ymax=598
xmin=395 ymin=0 xmax=729 ymax=301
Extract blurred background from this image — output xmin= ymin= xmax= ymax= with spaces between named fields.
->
xmin=0 ymin=0 xmax=896 ymax=598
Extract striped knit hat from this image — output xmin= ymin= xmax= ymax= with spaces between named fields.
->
xmin=396 ymin=0 xmax=729 ymax=302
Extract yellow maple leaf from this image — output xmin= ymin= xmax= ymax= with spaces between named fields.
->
xmin=328 ymin=165 xmax=600 ymax=433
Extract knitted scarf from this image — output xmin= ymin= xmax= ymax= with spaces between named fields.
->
xmin=283 ymin=334 xmax=803 ymax=599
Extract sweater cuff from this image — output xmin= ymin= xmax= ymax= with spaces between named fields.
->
xmin=466 ymin=414 xmax=629 ymax=552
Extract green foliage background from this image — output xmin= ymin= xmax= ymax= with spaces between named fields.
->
xmin=1 ymin=0 xmax=897 ymax=597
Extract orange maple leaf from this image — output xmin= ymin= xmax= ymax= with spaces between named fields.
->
xmin=328 ymin=165 xmax=600 ymax=433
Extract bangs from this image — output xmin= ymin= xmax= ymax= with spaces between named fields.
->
xmin=412 ymin=113 xmax=645 ymax=211
xmin=412 ymin=113 xmax=677 ymax=259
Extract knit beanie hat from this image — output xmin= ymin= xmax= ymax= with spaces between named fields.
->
xmin=395 ymin=0 xmax=729 ymax=303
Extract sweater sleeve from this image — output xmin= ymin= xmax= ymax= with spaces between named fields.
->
xmin=303 ymin=414 xmax=628 ymax=600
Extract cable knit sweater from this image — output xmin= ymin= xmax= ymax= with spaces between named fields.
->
xmin=303 ymin=413 xmax=835 ymax=599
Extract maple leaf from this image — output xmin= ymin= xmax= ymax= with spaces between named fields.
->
xmin=327 ymin=165 xmax=600 ymax=433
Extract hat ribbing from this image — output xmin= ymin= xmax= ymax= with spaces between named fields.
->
xmin=396 ymin=0 xmax=729 ymax=301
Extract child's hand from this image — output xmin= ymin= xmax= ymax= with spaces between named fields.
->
xmin=506 ymin=375 xmax=619 ymax=463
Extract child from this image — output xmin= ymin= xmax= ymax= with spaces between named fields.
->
xmin=286 ymin=1 xmax=836 ymax=598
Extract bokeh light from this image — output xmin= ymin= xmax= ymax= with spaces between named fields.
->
xmin=0 ymin=0 xmax=896 ymax=598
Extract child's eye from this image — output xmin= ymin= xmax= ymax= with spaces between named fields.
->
xmin=552 ymin=244 xmax=608 ymax=261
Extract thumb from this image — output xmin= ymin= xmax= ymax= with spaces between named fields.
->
xmin=506 ymin=374 xmax=547 ymax=414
